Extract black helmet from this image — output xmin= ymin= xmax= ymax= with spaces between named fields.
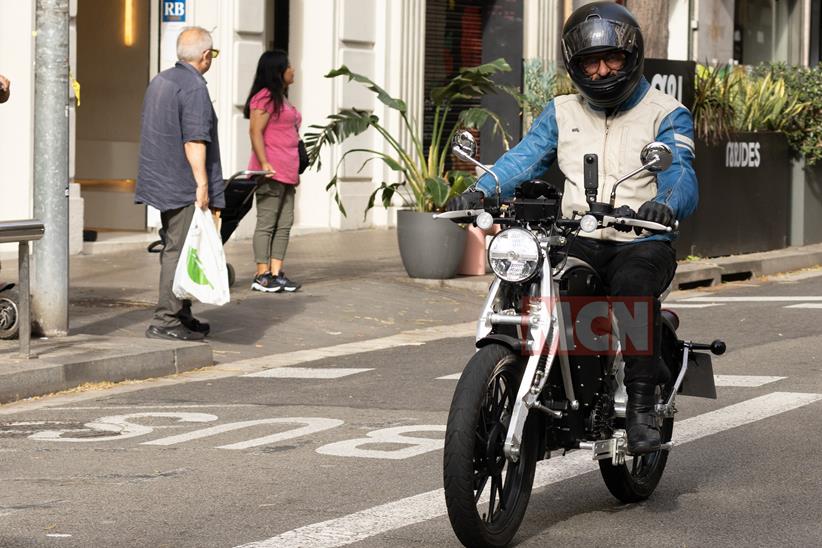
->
xmin=561 ymin=1 xmax=644 ymax=109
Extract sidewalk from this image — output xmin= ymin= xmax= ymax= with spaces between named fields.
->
xmin=1 ymin=228 xmax=821 ymax=404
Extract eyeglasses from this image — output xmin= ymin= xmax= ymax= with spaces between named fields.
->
xmin=580 ymin=51 xmax=626 ymax=75
xmin=205 ymin=48 xmax=220 ymax=59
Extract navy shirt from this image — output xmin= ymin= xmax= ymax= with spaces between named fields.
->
xmin=136 ymin=62 xmax=224 ymax=211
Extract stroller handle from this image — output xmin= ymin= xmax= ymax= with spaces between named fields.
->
xmin=225 ymin=170 xmax=274 ymax=186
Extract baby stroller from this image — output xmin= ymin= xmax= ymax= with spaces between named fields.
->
xmin=147 ymin=170 xmax=271 ymax=287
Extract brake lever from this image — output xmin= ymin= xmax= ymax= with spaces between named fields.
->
xmin=432 ymin=209 xmax=484 ymax=220
xmin=603 ymin=215 xmax=678 ymax=233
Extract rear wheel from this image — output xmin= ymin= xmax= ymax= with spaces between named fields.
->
xmin=0 ymin=296 xmax=19 ymax=340
xmin=443 ymin=344 xmax=539 ymax=548
xmin=598 ymin=416 xmax=673 ymax=502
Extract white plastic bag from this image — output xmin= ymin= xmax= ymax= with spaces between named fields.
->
xmin=172 ymin=208 xmax=230 ymax=306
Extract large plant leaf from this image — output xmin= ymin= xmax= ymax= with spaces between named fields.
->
xmin=425 ymin=176 xmax=450 ymax=210
xmin=365 ymin=182 xmax=406 ymax=221
xmin=303 ymin=108 xmax=379 ymax=170
xmin=326 ymin=65 xmax=407 ymax=112
xmin=430 ymin=58 xmax=511 ymax=106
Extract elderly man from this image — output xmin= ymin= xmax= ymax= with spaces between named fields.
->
xmin=136 ymin=27 xmax=224 ymax=341
xmin=0 ymin=74 xmax=9 ymax=103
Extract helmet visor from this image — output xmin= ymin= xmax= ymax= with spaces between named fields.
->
xmin=562 ymin=18 xmax=638 ymax=62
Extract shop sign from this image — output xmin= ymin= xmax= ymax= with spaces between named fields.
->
xmin=726 ymin=141 xmax=762 ymax=168
xmin=643 ymin=59 xmax=696 ymax=111
xmin=162 ymin=1 xmax=186 ymax=22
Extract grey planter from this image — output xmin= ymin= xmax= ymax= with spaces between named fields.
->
xmin=397 ymin=210 xmax=467 ymax=279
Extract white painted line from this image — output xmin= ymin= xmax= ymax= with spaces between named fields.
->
xmin=436 ymin=373 xmax=461 ymax=380
xmin=784 ymin=303 xmax=822 ymax=309
xmin=221 ymin=322 xmax=476 ymax=371
xmin=43 ymin=404 xmax=260 ymax=411
xmin=714 ymin=375 xmax=785 ymax=387
xmin=662 ymin=303 xmax=724 ymax=309
xmin=682 ymin=296 xmax=822 ymax=302
xmin=46 ymin=534 xmax=72 ymax=538
xmin=233 ymin=392 xmax=822 ymax=548
xmin=244 ymin=368 xmax=373 ymax=379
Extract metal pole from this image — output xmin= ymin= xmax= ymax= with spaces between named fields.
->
xmin=32 ymin=0 xmax=70 ymax=336
xmin=18 ymin=242 xmax=31 ymax=358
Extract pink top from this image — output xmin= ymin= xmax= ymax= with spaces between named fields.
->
xmin=247 ymin=88 xmax=302 ymax=185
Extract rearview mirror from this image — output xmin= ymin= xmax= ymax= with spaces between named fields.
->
xmin=640 ymin=142 xmax=673 ymax=173
xmin=452 ymin=131 xmax=477 ymax=161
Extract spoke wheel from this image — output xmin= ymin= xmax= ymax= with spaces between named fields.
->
xmin=598 ymin=416 xmax=673 ymax=502
xmin=0 ymin=297 xmax=19 ymax=340
xmin=444 ymin=344 xmax=539 ymax=548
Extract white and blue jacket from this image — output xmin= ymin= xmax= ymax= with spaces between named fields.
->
xmin=476 ymin=77 xmax=698 ymax=242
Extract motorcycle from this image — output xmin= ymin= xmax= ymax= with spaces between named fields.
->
xmin=438 ymin=131 xmax=726 ymax=548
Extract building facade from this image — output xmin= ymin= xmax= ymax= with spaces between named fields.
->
xmin=0 ymin=0 xmax=818 ymax=254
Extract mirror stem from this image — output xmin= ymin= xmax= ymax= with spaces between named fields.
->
xmin=453 ymin=146 xmax=501 ymax=203
xmin=608 ymin=155 xmax=661 ymax=208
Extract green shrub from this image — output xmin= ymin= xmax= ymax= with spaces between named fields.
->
xmin=752 ymin=63 xmax=822 ymax=165
xmin=508 ymin=58 xmax=576 ymax=132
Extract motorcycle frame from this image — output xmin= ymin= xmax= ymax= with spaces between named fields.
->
xmin=476 ymin=241 xmax=680 ymax=463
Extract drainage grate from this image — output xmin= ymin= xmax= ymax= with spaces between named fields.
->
xmin=720 ymin=271 xmax=753 ymax=283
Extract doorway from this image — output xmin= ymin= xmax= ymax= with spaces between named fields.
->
xmin=75 ymin=0 xmax=151 ymax=233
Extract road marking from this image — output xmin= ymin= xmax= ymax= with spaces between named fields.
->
xmin=662 ymin=303 xmax=724 ymax=308
xmin=43 ymin=404 xmax=260 ymax=411
xmin=784 ymin=303 xmax=822 ymax=309
xmin=714 ymin=375 xmax=785 ymax=387
xmin=438 ymin=374 xmax=786 ymax=387
xmin=436 ymin=373 xmax=461 ymax=380
xmin=681 ymin=296 xmax=822 ymax=302
xmin=316 ymin=426 xmax=446 ymax=460
xmin=220 ymin=323 xmax=475 ymax=373
xmin=244 ymin=368 xmax=373 ymax=379
xmin=143 ymin=418 xmax=344 ymax=450
xmin=234 ymin=392 xmax=822 ymax=548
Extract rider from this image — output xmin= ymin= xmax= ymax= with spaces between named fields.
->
xmin=446 ymin=2 xmax=697 ymax=454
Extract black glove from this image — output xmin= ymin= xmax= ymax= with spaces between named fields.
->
xmin=445 ymin=190 xmax=484 ymax=212
xmin=634 ymin=201 xmax=674 ymax=235
xmin=611 ymin=205 xmax=635 ymax=233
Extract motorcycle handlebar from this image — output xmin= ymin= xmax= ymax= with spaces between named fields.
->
xmin=433 ymin=209 xmax=678 ymax=234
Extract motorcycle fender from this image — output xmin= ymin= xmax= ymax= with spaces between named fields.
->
xmin=476 ymin=334 xmax=526 ymax=355
xmin=680 ymin=351 xmax=717 ymax=399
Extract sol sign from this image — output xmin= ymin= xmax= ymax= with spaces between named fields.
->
xmin=726 ymin=141 xmax=762 ymax=168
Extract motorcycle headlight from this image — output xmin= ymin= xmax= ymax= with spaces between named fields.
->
xmin=487 ymin=228 xmax=542 ymax=282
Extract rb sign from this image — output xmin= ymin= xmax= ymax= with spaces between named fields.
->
xmin=163 ymin=1 xmax=186 ymax=22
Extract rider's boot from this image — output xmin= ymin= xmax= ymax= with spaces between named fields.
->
xmin=626 ymin=381 xmax=661 ymax=454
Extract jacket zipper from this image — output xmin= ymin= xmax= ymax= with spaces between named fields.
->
xmin=602 ymin=113 xmax=611 ymax=203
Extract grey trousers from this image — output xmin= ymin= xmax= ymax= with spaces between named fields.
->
xmin=153 ymin=204 xmax=195 ymax=328
xmin=253 ymin=180 xmax=295 ymax=264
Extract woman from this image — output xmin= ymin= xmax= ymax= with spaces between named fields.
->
xmin=244 ymin=50 xmax=301 ymax=293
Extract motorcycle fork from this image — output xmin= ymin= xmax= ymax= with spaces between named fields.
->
xmin=498 ymin=258 xmax=577 ymax=463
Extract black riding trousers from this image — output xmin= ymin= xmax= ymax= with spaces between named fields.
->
xmin=567 ymin=236 xmax=677 ymax=385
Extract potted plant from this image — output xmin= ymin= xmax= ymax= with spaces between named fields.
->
xmin=304 ymin=59 xmax=513 ymax=279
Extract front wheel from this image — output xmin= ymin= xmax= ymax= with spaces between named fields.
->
xmin=598 ymin=416 xmax=673 ymax=502
xmin=0 ymin=296 xmax=19 ymax=340
xmin=443 ymin=344 xmax=539 ymax=548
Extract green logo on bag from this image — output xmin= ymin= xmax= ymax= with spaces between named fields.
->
xmin=186 ymin=248 xmax=213 ymax=288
